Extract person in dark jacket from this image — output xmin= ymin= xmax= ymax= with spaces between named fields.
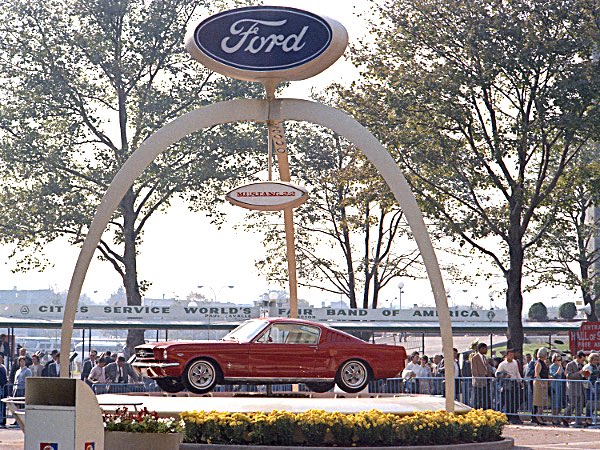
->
xmin=0 ymin=335 xmax=10 ymax=359
xmin=0 ymin=355 xmax=8 ymax=425
xmin=42 ymin=350 xmax=59 ymax=377
xmin=81 ymin=350 xmax=98 ymax=384
xmin=47 ymin=353 xmax=62 ymax=378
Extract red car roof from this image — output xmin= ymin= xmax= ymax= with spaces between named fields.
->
xmin=257 ymin=317 xmax=367 ymax=344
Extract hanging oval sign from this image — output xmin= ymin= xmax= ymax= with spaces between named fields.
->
xmin=226 ymin=181 xmax=309 ymax=211
xmin=185 ymin=6 xmax=348 ymax=84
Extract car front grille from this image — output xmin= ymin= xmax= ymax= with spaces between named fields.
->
xmin=135 ymin=348 xmax=155 ymax=359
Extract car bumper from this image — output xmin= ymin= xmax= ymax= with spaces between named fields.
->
xmin=132 ymin=361 xmax=181 ymax=378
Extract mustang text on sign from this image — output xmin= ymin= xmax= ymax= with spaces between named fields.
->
xmin=226 ymin=181 xmax=308 ymax=211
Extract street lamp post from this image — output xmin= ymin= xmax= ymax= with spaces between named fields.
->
xmin=398 ymin=281 xmax=404 ymax=310
xmin=197 ymin=285 xmax=234 ymax=341
xmin=488 ymin=292 xmax=495 ymax=310
xmin=446 ymin=288 xmax=453 ymax=308
xmin=197 ymin=285 xmax=235 ymax=303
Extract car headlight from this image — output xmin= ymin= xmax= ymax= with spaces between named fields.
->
xmin=163 ymin=349 xmax=168 ymax=360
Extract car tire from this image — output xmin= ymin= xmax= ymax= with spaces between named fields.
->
xmin=155 ymin=377 xmax=185 ymax=393
xmin=305 ymin=382 xmax=335 ymax=393
xmin=335 ymin=359 xmax=371 ymax=393
xmin=182 ymin=358 xmax=221 ymax=394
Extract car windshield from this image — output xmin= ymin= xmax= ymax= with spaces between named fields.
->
xmin=222 ymin=320 xmax=269 ymax=343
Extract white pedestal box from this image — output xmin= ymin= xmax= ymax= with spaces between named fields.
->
xmin=24 ymin=378 xmax=104 ymax=450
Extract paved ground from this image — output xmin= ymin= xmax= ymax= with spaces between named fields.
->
xmin=96 ymin=392 xmax=472 ymax=415
xmin=0 ymin=427 xmax=23 ymax=449
xmin=505 ymin=424 xmax=600 ymax=449
xmin=0 ymin=424 xmax=600 ymax=449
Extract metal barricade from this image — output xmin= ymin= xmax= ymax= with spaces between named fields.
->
xmin=359 ymin=376 xmax=599 ymax=426
xmin=451 ymin=377 xmax=596 ymax=426
xmin=91 ymin=382 xmax=152 ymax=395
xmin=0 ymin=383 xmax=25 ymax=427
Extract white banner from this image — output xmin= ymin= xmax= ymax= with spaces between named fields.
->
xmin=4 ymin=304 xmax=506 ymax=323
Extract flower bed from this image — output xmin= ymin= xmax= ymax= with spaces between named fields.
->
xmin=104 ymin=407 xmax=182 ymax=433
xmin=180 ymin=409 xmax=507 ymax=447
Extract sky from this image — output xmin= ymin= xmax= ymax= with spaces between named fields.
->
xmin=0 ymin=0 xmax=581 ymax=310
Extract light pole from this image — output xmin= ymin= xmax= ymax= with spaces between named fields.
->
xmin=488 ymin=291 xmax=495 ymax=310
xmin=446 ymin=288 xmax=453 ymax=308
xmin=398 ymin=281 xmax=404 ymax=310
xmin=197 ymin=285 xmax=235 ymax=303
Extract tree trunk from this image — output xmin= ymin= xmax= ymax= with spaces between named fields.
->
xmin=120 ymin=188 xmax=145 ymax=356
xmin=579 ymin=263 xmax=598 ymax=321
xmin=506 ymin=244 xmax=525 ymax=357
xmin=578 ymin=202 xmax=597 ymax=321
xmin=371 ymin=266 xmax=380 ymax=309
xmin=363 ymin=201 xmax=370 ymax=309
xmin=339 ymin=199 xmax=357 ymax=308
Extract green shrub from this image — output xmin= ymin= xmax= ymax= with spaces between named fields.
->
xmin=528 ymin=302 xmax=548 ymax=321
xmin=558 ymin=302 xmax=577 ymax=320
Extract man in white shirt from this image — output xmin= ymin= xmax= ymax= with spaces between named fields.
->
xmin=403 ymin=352 xmax=420 ymax=393
xmin=87 ymin=357 xmax=109 ymax=394
xmin=88 ymin=357 xmax=108 ymax=383
xmin=406 ymin=351 xmax=420 ymax=372
xmin=496 ymin=349 xmax=522 ymax=423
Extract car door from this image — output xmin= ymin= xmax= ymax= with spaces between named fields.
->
xmin=249 ymin=323 xmax=321 ymax=379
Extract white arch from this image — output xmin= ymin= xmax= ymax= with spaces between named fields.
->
xmin=60 ymin=98 xmax=455 ymax=411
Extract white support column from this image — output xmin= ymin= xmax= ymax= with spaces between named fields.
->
xmin=60 ymin=98 xmax=454 ymax=411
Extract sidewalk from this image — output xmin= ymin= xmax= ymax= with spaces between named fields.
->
xmin=0 ymin=427 xmax=23 ymax=449
xmin=0 ymin=424 xmax=599 ymax=449
xmin=505 ymin=424 xmax=600 ymax=449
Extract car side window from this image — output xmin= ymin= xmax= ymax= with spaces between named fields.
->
xmin=295 ymin=325 xmax=320 ymax=344
xmin=255 ymin=326 xmax=272 ymax=343
xmin=255 ymin=323 xmax=321 ymax=344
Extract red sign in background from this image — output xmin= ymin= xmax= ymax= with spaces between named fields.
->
xmin=569 ymin=322 xmax=600 ymax=354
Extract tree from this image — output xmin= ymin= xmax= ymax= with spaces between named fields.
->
xmin=0 ymin=0 xmax=262 ymax=352
xmin=342 ymin=0 xmax=599 ymax=354
xmin=254 ymin=123 xmax=421 ymax=308
xmin=558 ymin=302 xmax=577 ymax=320
xmin=186 ymin=291 xmax=208 ymax=303
xmin=528 ymin=302 xmax=548 ymax=321
xmin=527 ymin=146 xmax=600 ymax=321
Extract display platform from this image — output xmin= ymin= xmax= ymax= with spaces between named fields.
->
xmin=97 ymin=393 xmax=471 ymax=417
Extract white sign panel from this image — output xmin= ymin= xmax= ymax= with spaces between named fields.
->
xmin=2 ymin=304 xmax=505 ymax=323
xmin=226 ymin=181 xmax=308 ymax=211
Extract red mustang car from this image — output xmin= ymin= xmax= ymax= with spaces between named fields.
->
xmin=133 ymin=318 xmax=406 ymax=394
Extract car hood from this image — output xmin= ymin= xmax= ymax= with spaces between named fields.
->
xmin=138 ymin=340 xmax=241 ymax=349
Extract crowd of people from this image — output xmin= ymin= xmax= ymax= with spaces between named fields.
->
xmin=0 ymin=344 xmax=139 ymax=399
xmin=400 ymin=343 xmax=600 ymax=426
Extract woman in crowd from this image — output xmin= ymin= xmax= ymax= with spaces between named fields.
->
xmin=12 ymin=356 xmax=31 ymax=398
xmin=29 ymin=354 xmax=43 ymax=377
xmin=582 ymin=352 xmax=600 ymax=424
xmin=415 ymin=355 xmax=433 ymax=394
xmin=532 ymin=347 xmax=550 ymax=425
xmin=549 ymin=353 xmax=568 ymax=425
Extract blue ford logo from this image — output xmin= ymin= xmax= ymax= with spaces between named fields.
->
xmin=191 ymin=6 xmax=333 ymax=72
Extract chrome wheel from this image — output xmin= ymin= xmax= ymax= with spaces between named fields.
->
xmin=182 ymin=359 xmax=219 ymax=394
xmin=189 ymin=361 xmax=215 ymax=388
xmin=336 ymin=360 xmax=370 ymax=393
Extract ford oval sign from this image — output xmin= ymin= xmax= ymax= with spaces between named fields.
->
xmin=185 ymin=6 xmax=348 ymax=85
xmin=226 ymin=181 xmax=309 ymax=211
